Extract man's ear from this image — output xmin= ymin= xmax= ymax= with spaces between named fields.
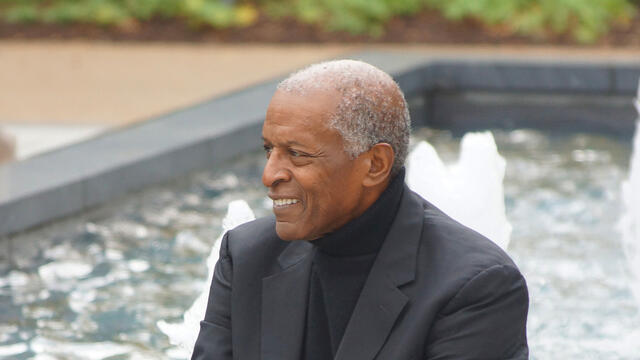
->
xmin=362 ymin=143 xmax=394 ymax=187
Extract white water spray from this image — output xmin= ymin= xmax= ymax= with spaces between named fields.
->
xmin=620 ymin=78 xmax=640 ymax=309
xmin=407 ymin=132 xmax=512 ymax=250
xmin=159 ymin=131 xmax=512 ymax=354
xmin=157 ymin=200 xmax=255 ymax=357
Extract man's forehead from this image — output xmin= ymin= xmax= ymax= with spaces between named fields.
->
xmin=263 ymin=102 xmax=342 ymax=149
xmin=262 ymin=117 xmax=335 ymax=142
xmin=267 ymin=89 xmax=337 ymax=122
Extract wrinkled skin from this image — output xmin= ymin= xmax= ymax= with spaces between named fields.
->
xmin=261 ymin=88 xmax=390 ymax=241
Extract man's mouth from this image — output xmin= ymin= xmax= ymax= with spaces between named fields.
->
xmin=273 ymin=198 xmax=300 ymax=207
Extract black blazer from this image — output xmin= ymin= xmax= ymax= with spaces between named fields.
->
xmin=193 ymin=185 xmax=529 ymax=359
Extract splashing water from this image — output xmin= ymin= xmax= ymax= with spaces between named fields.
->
xmin=615 ymin=78 xmax=640 ymax=353
xmin=407 ymin=132 xmax=512 ymax=250
xmin=157 ymin=200 xmax=255 ymax=357
xmin=620 ymin=79 xmax=640 ymax=309
xmin=2 ymin=129 xmax=636 ymax=358
xmin=159 ymin=133 xmax=513 ymax=354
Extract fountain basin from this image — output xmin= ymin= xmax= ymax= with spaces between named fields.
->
xmin=0 ymin=51 xmax=638 ymax=237
xmin=0 ymin=51 xmax=639 ymax=359
xmin=0 ymin=128 xmax=637 ymax=359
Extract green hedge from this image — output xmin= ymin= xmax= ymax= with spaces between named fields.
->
xmin=0 ymin=0 xmax=258 ymax=28
xmin=265 ymin=0 xmax=636 ymax=43
xmin=424 ymin=0 xmax=636 ymax=43
xmin=0 ymin=0 xmax=636 ymax=43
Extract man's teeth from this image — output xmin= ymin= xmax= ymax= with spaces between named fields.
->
xmin=273 ymin=199 xmax=299 ymax=206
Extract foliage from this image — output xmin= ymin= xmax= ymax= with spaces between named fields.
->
xmin=265 ymin=0 xmax=636 ymax=42
xmin=263 ymin=0 xmax=415 ymax=36
xmin=0 ymin=0 xmax=637 ymax=43
xmin=0 ymin=0 xmax=258 ymax=28
xmin=424 ymin=0 xmax=636 ymax=43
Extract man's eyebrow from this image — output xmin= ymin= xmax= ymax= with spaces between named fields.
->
xmin=261 ymin=137 xmax=308 ymax=148
xmin=286 ymin=140 xmax=308 ymax=147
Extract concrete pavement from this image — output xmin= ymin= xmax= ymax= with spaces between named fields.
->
xmin=0 ymin=41 xmax=355 ymax=160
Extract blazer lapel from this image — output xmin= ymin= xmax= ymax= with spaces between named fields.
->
xmin=261 ymin=240 xmax=314 ymax=360
xmin=335 ymin=187 xmax=425 ymax=360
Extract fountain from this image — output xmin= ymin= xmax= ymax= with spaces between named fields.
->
xmin=611 ymin=77 xmax=639 ymax=354
xmin=158 ymin=132 xmax=513 ymax=356
xmin=157 ymin=200 xmax=255 ymax=357
xmin=620 ymin=78 xmax=640 ymax=310
xmin=0 ymin=53 xmax=638 ymax=358
xmin=407 ymin=132 xmax=512 ymax=250
xmin=1 ymin=127 xmax=637 ymax=359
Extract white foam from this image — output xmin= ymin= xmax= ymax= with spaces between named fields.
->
xmin=73 ymin=268 xmax=129 ymax=293
xmin=619 ymin=78 xmax=640 ymax=309
xmin=43 ymin=244 xmax=75 ymax=260
xmin=0 ymin=325 xmax=18 ymax=342
xmin=105 ymin=248 xmax=124 ymax=261
xmin=635 ymin=78 xmax=640 ymax=114
xmin=112 ymin=221 xmax=149 ymax=239
xmin=7 ymin=271 xmax=31 ymax=288
xmin=31 ymin=354 xmax=58 ymax=360
xmin=38 ymin=261 xmax=93 ymax=292
xmin=38 ymin=261 xmax=92 ymax=281
xmin=30 ymin=337 xmax=134 ymax=360
xmin=175 ymin=231 xmax=210 ymax=254
xmin=165 ymin=345 xmax=191 ymax=359
xmin=407 ymin=132 xmax=512 ymax=250
xmin=158 ymin=199 xmax=255 ymax=353
xmin=0 ymin=342 xmax=28 ymax=356
xmin=68 ymin=288 xmax=97 ymax=313
xmin=127 ymin=259 xmax=150 ymax=273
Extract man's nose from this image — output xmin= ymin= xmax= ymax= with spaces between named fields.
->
xmin=262 ymin=150 xmax=291 ymax=188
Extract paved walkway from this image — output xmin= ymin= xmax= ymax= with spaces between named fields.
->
xmin=0 ymin=41 xmax=355 ymax=159
xmin=1 ymin=41 xmax=639 ymax=160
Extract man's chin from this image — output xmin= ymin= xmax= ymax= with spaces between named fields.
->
xmin=275 ymin=221 xmax=313 ymax=241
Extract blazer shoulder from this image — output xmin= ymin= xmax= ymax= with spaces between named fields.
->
xmin=415 ymin=192 xmax=518 ymax=273
xmin=224 ymin=215 xmax=287 ymax=260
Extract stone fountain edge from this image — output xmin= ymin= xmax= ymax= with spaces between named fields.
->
xmin=0 ymin=50 xmax=638 ymax=238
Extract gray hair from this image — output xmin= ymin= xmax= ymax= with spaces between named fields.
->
xmin=277 ymin=59 xmax=411 ymax=176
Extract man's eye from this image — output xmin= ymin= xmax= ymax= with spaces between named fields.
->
xmin=289 ymin=149 xmax=311 ymax=158
xmin=263 ymin=145 xmax=273 ymax=156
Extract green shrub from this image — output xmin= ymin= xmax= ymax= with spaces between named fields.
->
xmin=4 ymin=4 xmax=39 ymax=23
xmin=263 ymin=0 xmax=636 ymax=42
xmin=0 ymin=0 xmax=637 ymax=42
xmin=0 ymin=0 xmax=257 ymax=28
xmin=425 ymin=0 xmax=636 ymax=43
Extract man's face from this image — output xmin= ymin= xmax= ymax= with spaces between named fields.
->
xmin=262 ymin=89 xmax=369 ymax=241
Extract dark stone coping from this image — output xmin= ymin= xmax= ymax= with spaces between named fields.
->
xmin=0 ymin=51 xmax=638 ymax=237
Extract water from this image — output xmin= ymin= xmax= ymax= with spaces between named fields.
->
xmin=617 ymin=83 xmax=640 ymax=352
xmin=0 ymin=155 xmax=271 ymax=359
xmin=620 ymin=84 xmax=640 ymax=310
xmin=0 ymin=129 xmax=637 ymax=359
xmin=157 ymin=200 xmax=256 ymax=357
xmin=407 ymin=132 xmax=511 ymax=250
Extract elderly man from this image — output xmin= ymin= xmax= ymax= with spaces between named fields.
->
xmin=192 ymin=60 xmax=529 ymax=359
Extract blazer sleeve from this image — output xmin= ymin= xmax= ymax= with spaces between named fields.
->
xmin=192 ymin=232 xmax=233 ymax=360
xmin=425 ymin=264 xmax=529 ymax=360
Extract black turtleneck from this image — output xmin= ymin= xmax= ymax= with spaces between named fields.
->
xmin=303 ymin=169 xmax=405 ymax=359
